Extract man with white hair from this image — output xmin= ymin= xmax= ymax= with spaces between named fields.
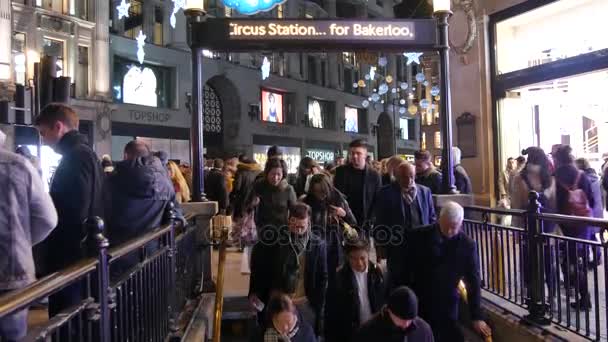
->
xmin=452 ymin=147 xmax=472 ymax=194
xmin=405 ymin=201 xmax=491 ymax=342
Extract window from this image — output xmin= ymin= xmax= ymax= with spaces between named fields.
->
xmin=113 ymin=56 xmax=172 ymax=108
xmin=76 ymin=46 xmax=89 ymax=98
xmin=307 ymin=98 xmax=335 ymax=129
xmin=400 ymin=118 xmax=409 ymax=140
xmin=123 ymin=0 xmax=143 ymax=40
xmin=42 ymin=38 xmax=64 ymax=77
xmin=307 ymin=56 xmax=317 ymax=84
xmin=495 ymin=0 xmax=608 ymax=75
xmin=154 ymin=7 xmax=164 ymax=45
xmin=345 ymin=106 xmax=359 ymax=133
xmin=342 ymin=52 xmax=355 ymax=65
xmin=12 ymin=32 xmax=26 ymax=85
xmin=277 ymin=4 xmax=284 ymax=18
xmin=434 ymin=131 xmax=441 ymax=148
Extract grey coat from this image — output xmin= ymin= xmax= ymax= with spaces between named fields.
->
xmin=0 ymin=149 xmax=58 ymax=290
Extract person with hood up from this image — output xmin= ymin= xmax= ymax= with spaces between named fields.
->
xmin=354 ymin=287 xmax=434 ymax=342
xmin=0 ymin=129 xmax=58 ymax=341
xmin=295 ymin=157 xmax=321 ymax=197
xmin=254 ymin=158 xmax=297 ymax=235
xmin=452 ymin=147 xmax=472 ymax=194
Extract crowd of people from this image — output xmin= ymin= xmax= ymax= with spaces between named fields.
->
xmin=500 ymin=145 xmax=608 ymax=310
xmin=0 ymin=104 xmax=186 ymax=341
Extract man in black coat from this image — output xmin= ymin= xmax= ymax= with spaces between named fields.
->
xmin=204 ymin=158 xmax=229 ymax=213
xmin=326 ymin=238 xmax=385 ymax=342
xmin=249 ymin=203 xmax=328 ymax=336
xmin=405 ymin=201 xmax=491 ymax=342
xmin=414 ymin=150 xmax=442 ymax=194
xmin=374 ymin=162 xmax=437 ymax=289
xmin=354 ymin=287 xmax=434 ymax=342
xmin=104 ymin=140 xmax=179 ymax=276
xmin=35 ymin=103 xmax=104 ymax=317
xmin=334 ymin=139 xmax=382 ymax=232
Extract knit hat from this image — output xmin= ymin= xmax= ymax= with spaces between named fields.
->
xmin=387 ymin=287 xmax=418 ymax=320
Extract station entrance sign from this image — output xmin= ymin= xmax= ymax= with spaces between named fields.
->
xmin=191 ymin=18 xmax=438 ymax=51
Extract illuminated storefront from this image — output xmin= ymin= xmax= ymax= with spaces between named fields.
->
xmin=253 ymin=144 xmax=301 ymax=174
xmin=491 ymin=0 xmax=608 ymax=172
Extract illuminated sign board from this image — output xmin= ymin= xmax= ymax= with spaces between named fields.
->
xmin=191 ymin=19 xmax=438 ymax=51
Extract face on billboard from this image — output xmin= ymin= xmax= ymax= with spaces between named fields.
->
xmin=261 ymin=90 xmax=283 ymax=123
xmin=345 ymin=107 xmax=359 ymax=133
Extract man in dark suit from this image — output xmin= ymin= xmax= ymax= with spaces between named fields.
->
xmin=249 ymin=202 xmax=328 ymax=337
xmin=334 ymin=139 xmax=382 ymax=232
xmin=204 ymin=158 xmax=229 ymax=213
xmin=405 ymin=201 xmax=491 ymax=342
xmin=374 ymin=162 xmax=436 ymax=289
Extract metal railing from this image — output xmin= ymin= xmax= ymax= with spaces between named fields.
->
xmin=464 ymin=192 xmax=608 ymax=341
xmin=0 ymin=205 xmax=203 ymax=342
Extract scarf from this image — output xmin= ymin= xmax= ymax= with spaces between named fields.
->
xmin=401 ymin=185 xmax=418 ymax=205
xmin=264 ymin=317 xmax=300 ymax=342
xmin=282 ymin=231 xmax=310 ymax=293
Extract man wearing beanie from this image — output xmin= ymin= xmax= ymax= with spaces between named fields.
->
xmin=354 ymin=287 xmax=433 ymax=342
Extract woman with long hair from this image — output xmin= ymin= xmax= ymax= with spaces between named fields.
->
xmin=167 ymin=161 xmax=191 ymax=203
xmin=303 ymin=174 xmax=356 ymax=286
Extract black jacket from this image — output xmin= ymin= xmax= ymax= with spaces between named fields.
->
xmin=303 ymin=190 xmax=357 ymax=236
xmin=104 ymin=156 xmax=176 ymax=247
xmin=416 ymin=169 xmax=443 ymax=194
xmin=230 ymin=162 xmax=262 ymax=218
xmin=354 ymin=308 xmax=434 ymax=342
xmin=454 ymin=165 xmax=472 ymax=194
xmin=333 ymin=164 xmax=382 ymax=229
xmin=205 ymin=168 xmax=229 ymax=211
xmin=405 ymin=224 xmax=482 ymax=322
xmin=249 ymin=233 xmax=328 ymax=330
xmin=327 ymin=261 xmax=385 ymax=342
xmin=254 ymin=178 xmax=297 ymax=231
xmin=45 ymin=131 xmax=104 ymax=272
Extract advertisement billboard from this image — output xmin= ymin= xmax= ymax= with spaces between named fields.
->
xmin=345 ymin=106 xmax=359 ymax=133
xmin=261 ymin=90 xmax=284 ymax=123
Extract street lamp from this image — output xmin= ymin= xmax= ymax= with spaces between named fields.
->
xmin=433 ymin=0 xmax=457 ymax=194
xmin=185 ymin=0 xmax=208 ymax=202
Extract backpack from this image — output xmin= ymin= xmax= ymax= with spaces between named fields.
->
xmin=559 ymin=172 xmax=592 ymax=217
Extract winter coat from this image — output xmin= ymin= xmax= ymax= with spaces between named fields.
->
xmin=254 ymin=178 xmax=297 ymax=231
xmin=326 ymin=261 xmax=385 ymax=342
xmin=249 ymin=233 xmax=328 ymax=332
xmin=205 ymin=168 xmax=229 ymax=211
xmin=354 ymin=308 xmax=434 ymax=342
xmin=582 ymin=168 xmax=604 ymax=222
xmin=416 ymin=168 xmax=443 ymax=194
xmin=0 ymin=149 xmax=58 ymax=290
xmin=44 ymin=130 xmax=104 ymax=273
xmin=231 ymin=162 xmax=262 ymax=218
xmin=406 ymin=224 xmax=482 ymax=323
xmin=510 ymin=171 xmax=557 ymax=231
xmin=333 ymin=164 xmax=382 ymax=229
xmin=454 ymin=165 xmax=472 ymax=194
xmin=303 ymin=190 xmax=357 ymax=236
xmin=104 ymin=156 xmax=177 ymax=247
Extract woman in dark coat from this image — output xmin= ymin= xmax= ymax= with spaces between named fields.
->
xmin=554 ymin=145 xmax=594 ymax=310
xmin=254 ymin=158 xmax=297 ymax=236
xmin=302 ymin=174 xmax=357 ymax=284
xmin=326 ymin=238 xmax=385 ymax=342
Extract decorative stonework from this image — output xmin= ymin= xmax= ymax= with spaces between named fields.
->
xmin=450 ymin=0 xmax=478 ymax=55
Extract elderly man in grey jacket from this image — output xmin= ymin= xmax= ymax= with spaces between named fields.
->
xmin=0 ymin=129 xmax=58 ymax=341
